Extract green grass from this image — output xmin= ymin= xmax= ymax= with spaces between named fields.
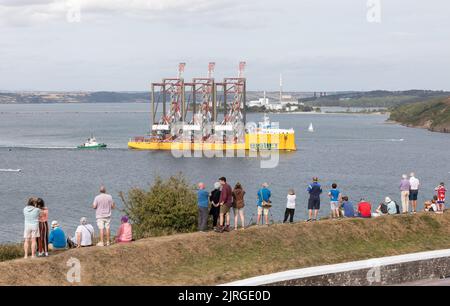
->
xmin=0 ymin=244 xmax=23 ymax=262
xmin=389 ymin=96 xmax=450 ymax=132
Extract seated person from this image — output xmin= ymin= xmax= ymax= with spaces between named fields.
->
xmin=357 ymin=199 xmax=372 ymax=218
xmin=385 ymin=197 xmax=398 ymax=215
xmin=115 ymin=216 xmax=132 ymax=243
xmin=375 ymin=202 xmax=388 ymax=216
xmin=340 ymin=196 xmax=355 ymax=218
xmin=424 ymin=196 xmax=439 ymax=213
xmin=48 ymin=220 xmax=67 ymax=250
xmin=69 ymin=217 xmax=95 ymax=248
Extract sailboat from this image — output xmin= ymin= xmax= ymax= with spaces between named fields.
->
xmin=308 ymin=123 xmax=314 ymax=133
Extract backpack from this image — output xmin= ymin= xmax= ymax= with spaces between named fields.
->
xmin=380 ymin=203 xmax=388 ymax=214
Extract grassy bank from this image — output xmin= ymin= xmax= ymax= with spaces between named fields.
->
xmin=0 ymin=244 xmax=22 ymax=262
xmin=1 ymin=212 xmax=450 ymax=285
xmin=389 ymin=96 xmax=450 ymax=133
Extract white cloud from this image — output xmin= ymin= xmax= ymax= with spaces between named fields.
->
xmin=0 ymin=0 xmax=242 ymax=26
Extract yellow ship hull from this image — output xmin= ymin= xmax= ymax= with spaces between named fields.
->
xmin=128 ymin=132 xmax=296 ymax=151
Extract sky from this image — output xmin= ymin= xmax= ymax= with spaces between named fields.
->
xmin=0 ymin=0 xmax=449 ymax=91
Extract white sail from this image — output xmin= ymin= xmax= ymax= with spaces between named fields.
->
xmin=308 ymin=123 xmax=314 ymax=132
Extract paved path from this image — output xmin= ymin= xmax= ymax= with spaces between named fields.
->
xmin=399 ymin=278 xmax=450 ymax=286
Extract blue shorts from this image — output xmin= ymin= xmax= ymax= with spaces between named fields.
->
xmin=409 ymin=190 xmax=418 ymax=201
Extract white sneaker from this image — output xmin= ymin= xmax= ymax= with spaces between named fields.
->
xmin=106 ymin=241 xmax=110 ymax=246
xmin=44 ymin=252 xmax=49 ymax=257
xmin=96 ymin=242 xmax=104 ymax=247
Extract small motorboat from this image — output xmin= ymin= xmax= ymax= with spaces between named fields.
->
xmin=0 ymin=169 xmax=22 ymax=172
xmin=77 ymin=136 xmax=107 ymax=149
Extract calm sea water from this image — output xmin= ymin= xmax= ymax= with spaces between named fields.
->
xmin=1 ymin=103 xmax=449 ymax=243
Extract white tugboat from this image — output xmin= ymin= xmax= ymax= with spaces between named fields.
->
xmin=78 ymin=136 xmax=107 ymax=149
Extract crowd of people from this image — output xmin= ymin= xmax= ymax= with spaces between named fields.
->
xmin=22 ymin=186 xmax=132 ymax=259
xmin=22 ymin=173 xmax=447 ymax=258
xmin=196 ymin=173 xmax=447 ymax=232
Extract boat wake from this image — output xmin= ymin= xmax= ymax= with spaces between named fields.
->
xmin=0 ymin=145 xmax=77 ymax=150
xmin=304 ymin=138 xmax=405 ymax=142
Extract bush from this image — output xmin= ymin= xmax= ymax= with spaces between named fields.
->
xmin=120 ymin=175 xmax=198 ymax=239
xmin=0 ymin=244 xmax=23 ymax=262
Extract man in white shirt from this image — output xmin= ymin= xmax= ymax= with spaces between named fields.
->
xmin=409 ymin=172 xmax=420 ymax=213
xmin=71 ymin=217 xmax=95 ymax=248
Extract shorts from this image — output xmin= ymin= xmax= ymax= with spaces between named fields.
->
xmin=409 ymin=190 xmax=418 ymax=201
xmin=97 ymin=217 xmax=111 ymax=230
xmin=330 ymin=201 xmax=339 ymax=210
xmin=257 ymin=206 xmax=270 ymax=215
xmin=233 ymin=208 xmax=243 ymax=215
xmin=437 ymin=200 xmax=445 ymax=205
xmin=220 ymin=205 xmax=231 ymax=215
xmin=308 ymin=198 xmax=320 ymax=210
xmin=24 ymin=224 xmax=40 ymax=239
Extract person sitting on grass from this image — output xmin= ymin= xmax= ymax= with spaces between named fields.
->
xmin=374 ymin=201 xmax=388 ymax=217
xmin=424 ymin=197 xmax=439 ymax=213
xmin=69 ymin=217 xmax=95 ymax=248
xmin=115 ymin=216 xmax=132 ymax=243
xmin=48 ymin=220 xmax=67 ymax=250
xmin=340 ymin=196 xmax=355 ymax=218
xmin=357 ymin=199 xmax=372 ymax=218
xmin=23 ymin=198 xmax=40 ymax=259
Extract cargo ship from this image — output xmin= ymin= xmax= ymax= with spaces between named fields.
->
xmin=128 ymin=62 xmax=296 ymax=151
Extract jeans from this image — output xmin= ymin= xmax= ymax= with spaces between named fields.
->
xmin=198 ymin=207 xmax=209 ymax=231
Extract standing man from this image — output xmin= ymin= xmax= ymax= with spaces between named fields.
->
xmin=409 ymin=172 xmax=420 ymax=214
xmin=257 ymin=182 xmax=272 ymax=225
xmin=307 ymin=177 xmax=322 ymax=222
xmin=92 ymin=186 xmax=115 ymax=246
xmin=217 ymin=177 xmax=233 ymax=233
xmin=197 ymin=183 xmax=209 ymax=232
xmin=399 ymin=174 xmax=410 ymax=213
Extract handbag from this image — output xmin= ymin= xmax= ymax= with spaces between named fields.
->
xmin=259 ymin=189 xmax=272 ymax=208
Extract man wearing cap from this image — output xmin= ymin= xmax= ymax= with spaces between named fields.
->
xmin=48 ymin=220 xmax=67 ymax=250
xmin=257 ymin=182 xmax=272 ymax=225
xmin=307 ymin=177 xmax=322 ymax=221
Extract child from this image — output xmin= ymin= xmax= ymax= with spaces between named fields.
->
xmin=283 ymin=189 xmax=296 ymax=223
xmin=36 ymin=198 xmax=49 ymax=257
xmin=435 ymin=182 xmax=446 ymax=213
xmin=328 ymin=183 xmax=341 ymax=219
xmin=116 ymin=216 xmax=132 ymax=243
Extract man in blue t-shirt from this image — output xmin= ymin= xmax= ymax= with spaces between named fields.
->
xmin=197 ymin=183 xmax=210 ymax=232
xmin=328 ymin=183 xmax=341 ymax=219
xmin=257 ymin=182 xmax=272 ymax=225
xmin=307 ymin=177 xmax=322 ymax=221
xmin=48 ymin=221 xmax=67 ymax=250
xmin=341 ymin=196 xmax=355 ymax=218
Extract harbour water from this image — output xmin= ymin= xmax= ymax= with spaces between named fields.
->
xmin=1 ymin=103 xmax=449 ymax=243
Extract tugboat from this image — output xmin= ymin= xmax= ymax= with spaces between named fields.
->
xmin=77 ymin=136 xmax=107 ymax=149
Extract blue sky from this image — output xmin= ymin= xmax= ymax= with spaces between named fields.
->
xmin=0 ymin=0 xmax=449 ymax=91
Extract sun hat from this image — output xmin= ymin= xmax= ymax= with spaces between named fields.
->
xmin=51 ymin=220 xmax=59 ymax=227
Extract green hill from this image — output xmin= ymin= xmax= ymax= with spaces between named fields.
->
xmin=389 ymin=97 xmax=450 ymax=133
